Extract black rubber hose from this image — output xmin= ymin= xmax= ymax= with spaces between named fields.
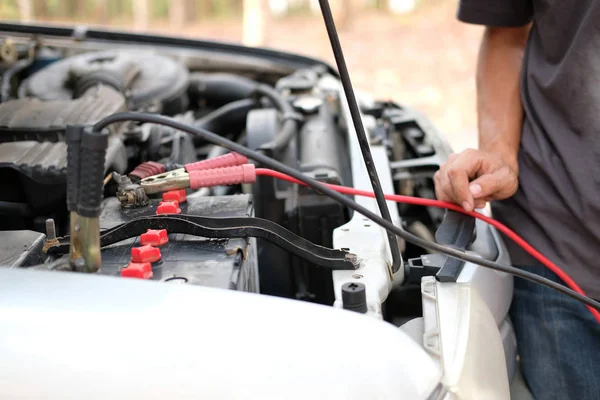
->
xmin=1 ymin=58 xmax=32 ymax=102
xmin=188 ymin=73 xmax=300 ymax=152
xmin=188 ymin=72 xmax=259 ymax=107
xmin=168 ymin=132 xmax=182 ymax=162
xmin=93 ymin=112 xmax=600 ymax=312
xmin=194 ymin=98 xmax=256 ymax=134
xmin=254 ymin=84 xmax=300 ymax=152
xmin=0 ymin=200 xmax=31 ymax=216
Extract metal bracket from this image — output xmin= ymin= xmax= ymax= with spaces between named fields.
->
xmin=47 ymin=214 xmax=359 ymax=271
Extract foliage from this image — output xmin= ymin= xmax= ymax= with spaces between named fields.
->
xmin=1 ymin=0 xmax=20 ymax=20
xmin=4 ymin=0 xmax=411 ymax=23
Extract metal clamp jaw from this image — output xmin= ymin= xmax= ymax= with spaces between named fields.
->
xmin=140 ymin=169 xmax=189 ymax=194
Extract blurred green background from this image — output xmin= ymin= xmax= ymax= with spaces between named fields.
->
xmin=1 ymin=0 xmax=482 ymax=152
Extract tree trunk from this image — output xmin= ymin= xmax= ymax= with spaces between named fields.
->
xmin=185 ymin=0 xmax=196 ymax=22
xmin=34 ymin=0 xmax=48 ymax=19
xmin=133 ymin=0 xmax=151 ymax=31
xmin=169 ymin=0 xmax=187 ymax=28
xmin=17 ymin=0 xmax=33 ymax=22
xmin=310 ymin=0 xmax=356 ymax=30
xmin=95 ymin=0 xmax=109 ymax=24
xmin=197 ymin=0 xmax=213 ymax=19
xmin=242 ymin=0 xmax=269 ymax=47
xmin=335 ymin=0 xmax=358 ymax=31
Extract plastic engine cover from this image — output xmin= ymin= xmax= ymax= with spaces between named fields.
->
xmin=20 ymin=50 xmax=189 ymax=113
xmin=98 ymin=194 xmax=259 ymax=292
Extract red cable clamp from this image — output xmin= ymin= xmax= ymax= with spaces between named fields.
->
xmin=121 ymin=262 xmax=153 ymax=279
xmin=184 ymin=152 xmax=248 ymax=172
xmin=131 ymin=245 xmax=162 ymax=263
xmin=140 ymin=229 xmax=169 ymax=246
xmin=189 ymin=164 xmax=256 ymax=189
xmin=129 ymin=161 xmax=165 ymax=180
xmin=162 ymin=189 xmax=187 ymax=203
xmin=156 ymin=201 xmax=182 ymax=215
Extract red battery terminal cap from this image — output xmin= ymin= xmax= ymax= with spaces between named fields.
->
xmin=131 ymin=245 xmax=162 ymax=263
xmin=140 ymin=229 xmax=169 ymax=246
xmin=156 ymin=201 xmax=181 ymax=215
xmin=162 ymin=189 xmax=187 ymax=203
xmin=121 ymin=262 xmax=153 ymax=279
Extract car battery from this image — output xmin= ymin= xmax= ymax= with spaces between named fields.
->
xmin=97 ymin=193 xmax=259 ymax=293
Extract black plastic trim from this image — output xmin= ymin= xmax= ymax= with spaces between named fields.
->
xmin=434 ymin=210 xmax=476 ymax=282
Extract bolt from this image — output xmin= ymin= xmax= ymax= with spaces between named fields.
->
xmin=345 ymin=252 xmax=359 ymax=266
xmin=45 ymin=219 xmax=57 ymax=240
xmin=342 ymin=282 xmax=367 ymax=313
xmin=42 ymin=218 xmax=62 ymax=254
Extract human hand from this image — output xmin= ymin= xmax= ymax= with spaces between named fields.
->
xmin=433 ymin=149 xmax=519 ymax=212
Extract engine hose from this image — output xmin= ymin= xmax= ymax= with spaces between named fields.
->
xmin=194 ymin=98 xmax=256 ymax=135
xmin=0 ymin=200 xmax=31 ymax=216
xmin=254 ymin=84 xmax=301 ymax=153
xmin=1 ymin=58 xmax=32 ymax=102
xmin=188 ymin=72 xmax=259 ymax=107
xmin=188 ymin=73 xmax=301 ymax=152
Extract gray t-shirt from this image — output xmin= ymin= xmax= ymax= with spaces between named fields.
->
xmin=457 ymin=0 xmax=600 ymax=298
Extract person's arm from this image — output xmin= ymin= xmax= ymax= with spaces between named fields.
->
xmin=434 ymin=2 xmax=533 ymax=212
xmin=477 ymin=26 xmax=530 ymax=167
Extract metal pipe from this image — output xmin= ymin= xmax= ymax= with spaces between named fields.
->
xmin=69 ymin=211 xmax=82 ymax=266
xmin=79 ymin=216 xmax=101 ymax=273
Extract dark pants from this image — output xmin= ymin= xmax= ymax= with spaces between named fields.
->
xmin=510 ymin=264 xmax=600 ymax=400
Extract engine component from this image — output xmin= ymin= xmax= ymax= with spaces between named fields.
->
xmin=246 ymin=106 xmax=299 ymax=298
xmin=20 ymin=50 xmax=189 ymax=114
xmin=0 ymin=42 xmax=34 ymax=103
xmin=94 ymin=195 xmax=260 ymax=291
xmin=246 ymin=108 xmax=280 ymax=151
xmin=193 ymin=98 xmax=256 ymax=144
xmin=247 ymin=91 xmax=351 ymax=303
xmin=276 ymin=67 xmax=323 ymax=94
xmin=47 ymin=213 xmax=358 ymax=271
xmin=289 ymin=97 xmax=351 ymax=304
xmin=188 ymin=72 xmax=258 ymax=108
xmin=0 ymin=85 xmax=127 ymax=141
xmin=141 ymin=111 xmax=197 ymax=164
xmin=0 ymin=230 xmax=46 ymax=267
xmin=1 ymin=39 xmax=21 ymax=64
xmin=0 ymin=86 xmax=128 ymax=232
xmin=114 ymin=172 xmax=149 ymax=208
xmin=0 ymin=141 xmax=67 ymax=183
xmin=189 ymin=73 xmax=300 ymax=152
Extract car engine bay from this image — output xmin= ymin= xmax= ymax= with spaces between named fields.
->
xmin=5 ymin=8 xmax=597 ymax=396
xmin=0 ymin=24 xmax=491 ymax=327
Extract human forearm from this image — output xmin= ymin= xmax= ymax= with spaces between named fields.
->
xmin=476 ymin=26 xmax=531 ymax=170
